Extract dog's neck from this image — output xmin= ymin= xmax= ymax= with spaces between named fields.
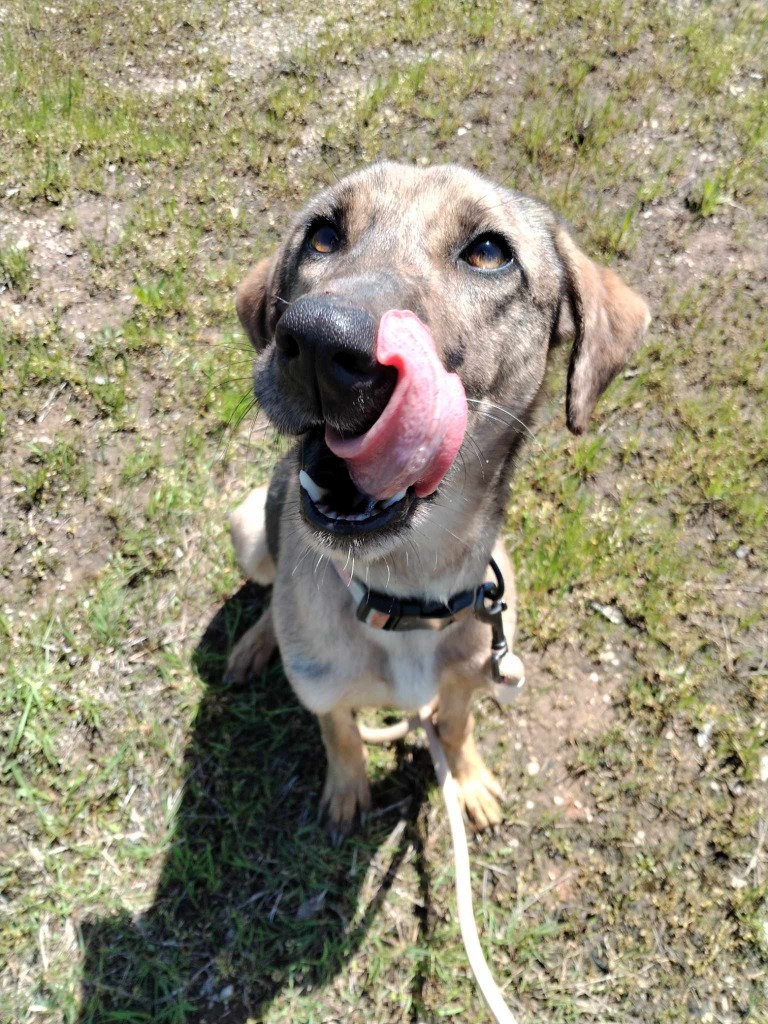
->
xmin=358 ymin=543 xmax=494 ymax=603
xmin=324 ymin=424 xmax=523 ymax=603
xmin=337 ymin=470 xmax=509 ymax=603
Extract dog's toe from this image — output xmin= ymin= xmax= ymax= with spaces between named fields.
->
xmin=225 ymin=643 xmax=262 ymax=684
xmin=452 ymin=760 xmax=504 ymax=831
xmin=457 ymin=774 xmax=503 ymax=831
xmin=439 ymin=729 xmax=504 ymax=831
xmin=319 ymin=772 xmax=371 ymax=844
xmin=225 ymin=609 xmax=276 ymax=683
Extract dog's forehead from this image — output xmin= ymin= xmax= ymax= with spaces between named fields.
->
xmin=307 ymin=163 xmax=553 ymax=252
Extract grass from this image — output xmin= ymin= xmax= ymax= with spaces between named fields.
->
xmin=0 ymin=244 xmax=33 ymax=293
xmin=1 ymin=0 xmax=767 ymax=1022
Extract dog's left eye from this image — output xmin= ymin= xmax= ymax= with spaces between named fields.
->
xmin=308 ymin=223 xmax=340 ymax=254
xmin=461 ymin=235 xmax=511 ymax=271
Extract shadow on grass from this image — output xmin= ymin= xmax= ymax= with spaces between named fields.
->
xmin=76 ymin=583 xmax=435 ymax=1023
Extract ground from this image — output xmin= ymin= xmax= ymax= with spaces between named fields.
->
xmin=1 ymin=1 xmax=767 ymax=1022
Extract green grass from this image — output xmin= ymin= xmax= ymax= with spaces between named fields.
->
xmin=1 ymin=1 xmax=767 ymax=1022
xmin=0 ymin=244 xmax=33 ymax=293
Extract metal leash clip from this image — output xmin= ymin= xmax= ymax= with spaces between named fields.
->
xmin=474 ymin=559 xmax=525 ymax=705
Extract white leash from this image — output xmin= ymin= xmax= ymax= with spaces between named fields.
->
xmin=359 ymin=700 xmax=520 ymax=1024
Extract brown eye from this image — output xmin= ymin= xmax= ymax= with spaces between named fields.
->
xmin=308 ymin=223 xmax=340 ymax=254
xmin=462 ymin=235 xmax=511 ymax=270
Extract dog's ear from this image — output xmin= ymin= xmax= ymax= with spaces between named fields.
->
xmin=236 ymin=256 xmax=275 ymax=351
xmin=554 ymin=229 xmax=650 ymax=435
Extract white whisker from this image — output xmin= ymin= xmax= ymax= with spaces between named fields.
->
xmin=291 ymin=545 xmax=313 ymax=577
xmin=467 ymin=398 xmax=541 ymax=448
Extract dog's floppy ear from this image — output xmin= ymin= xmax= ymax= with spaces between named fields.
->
xmin=554 ymin=229 xmax=650 ymax=435
xmin=236 ymin=256 xmax=275 ymax=351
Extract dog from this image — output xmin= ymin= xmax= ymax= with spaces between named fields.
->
xmin=225 ymin=163 xmax=650 ymax=842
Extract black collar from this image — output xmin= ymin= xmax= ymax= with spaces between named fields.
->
xmin=334 ymin=558 xmax=505 ymax=633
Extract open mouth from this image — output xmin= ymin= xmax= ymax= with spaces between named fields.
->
xmin=294 ymin=309 xmax=468 ymax=540
xmin=299 ymin=431 xmax=417 ymax=536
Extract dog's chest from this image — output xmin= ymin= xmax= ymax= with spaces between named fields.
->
xmin=372 ymin=629 xmax=442 ymax=710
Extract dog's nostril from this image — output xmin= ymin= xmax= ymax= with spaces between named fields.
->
xmin=333 ymin=349 xmax=373 ymax=378
xmin=277 ymin=332 xmax=300 ymax=360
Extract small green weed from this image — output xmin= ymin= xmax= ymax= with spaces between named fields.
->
xmin=687 ymin=174 xmax=729 ymax=217
xmin=0 ymin=244 xmax=32 ymax=292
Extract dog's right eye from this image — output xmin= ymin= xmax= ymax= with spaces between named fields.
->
xmin=308 ymin=223 xmax=340 ymax=254
xmin=461 ymin=234 xmax=512 ymax=271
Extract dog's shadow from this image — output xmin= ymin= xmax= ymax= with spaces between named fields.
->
xmin=76 ymin=584 xmax=436 ymax=1023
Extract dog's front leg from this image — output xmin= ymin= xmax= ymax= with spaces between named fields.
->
xmin=318 ymin=707 xmax=371 ymax=845
xmin=226 ymin=605 xmax=277 ymax=683
xmin=436 ymin=668 xmax=503 ymax=830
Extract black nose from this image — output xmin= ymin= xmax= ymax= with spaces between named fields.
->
xmin=274 ymin=296 xmax=397 ymax=435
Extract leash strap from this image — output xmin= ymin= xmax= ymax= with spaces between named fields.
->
xmin=348 ymin=561 xmax=528 ymax=1018
xmin=420 ymin=706 xmax=520 ymax=1024
xmin=360 ymin=703 xmax=520 ymax=1024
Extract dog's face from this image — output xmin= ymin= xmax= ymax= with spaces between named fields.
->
xmin=238 ymin=163 xmax=649 ymax=561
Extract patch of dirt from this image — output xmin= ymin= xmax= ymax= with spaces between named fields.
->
xmin=0 ymin=387 xmax=151 ymax=608
xmin=0 ymin=197 xmax=134 ymax=335
xmin=127 ymin=73 xmax=207 ymax=97
xmin=211 ymin=6 xmax=330 ymax=82
xmin=483 ymin=646 xmax=620 ymax=834
xmin=670 ymin=219 xmax=768 ymax=286
xmin=0 ymin=429 xmax=112 ymax=610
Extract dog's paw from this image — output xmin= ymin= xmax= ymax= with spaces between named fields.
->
xmin=454 ymin=761 xmax=503 ymax=831
xmin=225 ymin=611 xmax=276 ymax=684
xmin=437 ymin=725 xmax=504 ymax=831
xmin=319 ymin=769 xmax=371 ymax=846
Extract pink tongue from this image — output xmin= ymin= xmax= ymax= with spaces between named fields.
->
xmin=325 ymin=310 xmax=468 ymax=500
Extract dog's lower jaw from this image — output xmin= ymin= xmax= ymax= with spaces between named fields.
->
xmin=349 ymin=449 xmax=513 ymax=601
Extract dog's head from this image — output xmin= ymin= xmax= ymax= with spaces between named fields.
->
xmin=238 ymin=163 xmax=649 ymax=560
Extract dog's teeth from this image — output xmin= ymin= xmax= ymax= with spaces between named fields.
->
xmin=299 ymin=469 xmax=327 ymax=503
xmin=381 ymin=489 xmax=407 ymax=510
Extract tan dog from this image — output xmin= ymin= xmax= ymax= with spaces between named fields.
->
xmin=226 ymin=163 xmax=649 ymax=842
